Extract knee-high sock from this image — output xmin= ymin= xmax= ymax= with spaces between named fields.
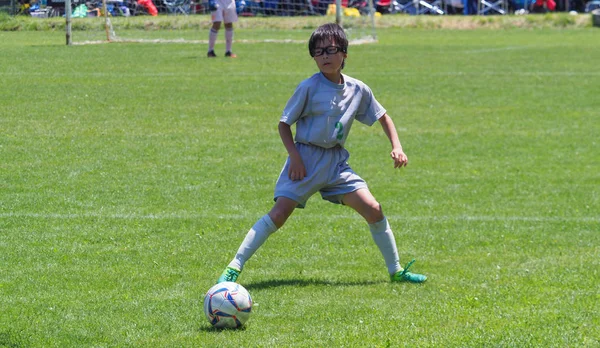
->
xmin=229 ymin=215 xmax=278 ymax=271
xmin=225 ymin=27 xmax=234 ymax=52
xmin=369 ymin=217 xmax=401 ymax=275
xmin=208 ymin=28 xmax=218 ymax=52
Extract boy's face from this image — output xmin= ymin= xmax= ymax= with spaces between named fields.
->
xmin=312 ymin=38 xmax=346 ymax=76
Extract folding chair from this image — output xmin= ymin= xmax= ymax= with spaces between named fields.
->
xmin=378 ymin=0 xmax=415 ymax=14
xmin=478 ymin=0 xmax=507 ymax=14
xmin=163 ymin=0 xmax=191 ymax=13
xmin=586 ymin=0 xmax=600 ymax=12
xmin=416 ymin=0 xmax=445 ymax=14
xmin=387 ymin=0 xmax=417 ymax=13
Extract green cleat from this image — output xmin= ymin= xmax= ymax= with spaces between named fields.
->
xmin=391 ymin=259 xmax=427 ymax=283
xmin=217 ymin=266 xmax=241 ymax=284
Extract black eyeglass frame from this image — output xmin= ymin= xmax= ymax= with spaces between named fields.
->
xmin=312 ymin=45 xmax=346 ymax=57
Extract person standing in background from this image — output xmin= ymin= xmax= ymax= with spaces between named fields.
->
xmin=207 ymin=0 xmax=237 ymax=58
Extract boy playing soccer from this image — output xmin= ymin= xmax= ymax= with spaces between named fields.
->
xmin=207 ymin=0 xmax=237 ymax=58
xmin=217 ymin=23 xmax=426 ymax=284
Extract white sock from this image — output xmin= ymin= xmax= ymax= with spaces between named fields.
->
xmin=208 ymin=28 xmax=218 ymax=52
xmin=225 ymin=28 xmax=234 ymax=52
xmin=369 ymin=217 xmax=401 ymax=275
xmin=228 ymin=215 xmax=278 ymax=271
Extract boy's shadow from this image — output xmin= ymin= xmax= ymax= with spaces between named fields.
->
xmin=244 ymin=278 xmax=381 ymax=291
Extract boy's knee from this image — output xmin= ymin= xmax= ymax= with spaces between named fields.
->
xmin=366 ymin=202 xmax=384 ymax=224
xmin=269 ymin=206 xmax=296 ymax=228
xmin=268 ymin=197 xmax=297 ymax=228
xmin=268 ymin=209 xmax=289 ymax=228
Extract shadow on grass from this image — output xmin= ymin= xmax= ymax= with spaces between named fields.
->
xmin=199 ymin=278 xmax=388 ymax=332
xmin=0 ymin=330 xmax=27 ymax=348
xmin=244 ymin=278 xmax=382 ymax=291
xmin=198 ymin=325 xmax=248 ymax=333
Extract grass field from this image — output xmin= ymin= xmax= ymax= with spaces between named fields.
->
xmin=0 ymin=19 xmax=599 ymax=347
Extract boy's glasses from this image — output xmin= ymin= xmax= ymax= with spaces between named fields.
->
xmin=312 ymin=46 xmax=344 ymax=57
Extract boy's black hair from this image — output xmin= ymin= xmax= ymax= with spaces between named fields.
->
xmin=308 ymin=23 xmax=348 ymax=59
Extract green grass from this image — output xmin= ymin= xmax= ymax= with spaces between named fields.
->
xmin=1 ymin=22 xmax=599 ymax=347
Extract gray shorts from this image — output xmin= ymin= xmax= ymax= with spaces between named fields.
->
xmin=274 ymin=143 xmax=368 ymax=208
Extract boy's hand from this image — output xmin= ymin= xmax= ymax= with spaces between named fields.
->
xmin=288 ymin=156 xmax=307 ymax=181
xmin=391 ymin=148 xmax=408 ymax=168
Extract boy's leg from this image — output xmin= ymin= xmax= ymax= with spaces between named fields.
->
xmin=220 ymin=0 xmax=237 ymax=56
xmin=224 ymin=23 xmax=234 ymax=55
xmin=218 ymin=197 xmax=297 ymax=283
xmin=208 ymin=22 xmax=221 ymax=55
xmin=368 ymin=217 xmax=401 ymax=275
xmin=229 ymin=214 xmax=277 ymax=270
xmin=217 ymin=214 xmax=277 ymax=283
xmin=343 ymin=189 xmax=426 ymax=283
xmin=370 ymin=217 xmax=426 ymax=283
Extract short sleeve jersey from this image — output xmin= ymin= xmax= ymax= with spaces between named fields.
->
xmin=216 ymin=0 xmax=235 ymax=9
xmin=280 ymin=73 xmax=386 ymax=149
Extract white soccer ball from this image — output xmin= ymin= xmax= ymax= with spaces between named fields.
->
xmin=203 ymin=282 xmax=253 ymax=329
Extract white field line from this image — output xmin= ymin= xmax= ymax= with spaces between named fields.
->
xmin=3 ymin=71 xmax=598 ymax=78
xmin=73 ymin=37 xmax=371 ymax=45
xmin=462 ymin=46 xmax=530 ymax=54
xmin=0 ymin=212 xmax=597 ymax=223
xmin=72 ymin=38 xmax=307 ymax=45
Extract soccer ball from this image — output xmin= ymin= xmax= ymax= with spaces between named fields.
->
xmin=203 ymin=282 xmax=252 ymax=329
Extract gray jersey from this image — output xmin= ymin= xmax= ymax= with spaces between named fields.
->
xmin=280 ymin=73 xmax=386 ymax=149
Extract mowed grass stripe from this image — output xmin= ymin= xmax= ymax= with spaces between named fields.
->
xmin=1 ymin=212 xmax=599 ymax=222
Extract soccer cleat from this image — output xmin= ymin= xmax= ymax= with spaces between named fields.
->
xmin=207 ymin=50 xmax=217 ymax=58
xmin=217 ymin=266 xmax=241 ymax=283
xmin=390 ymin=259 xmax=427 ymax=283
xmin=225 ymin=51 xmax=237 ymax=58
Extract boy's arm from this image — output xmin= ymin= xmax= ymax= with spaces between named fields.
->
xmin=378 ymin=114 xmax=408 ymax=168
xmin=278 ymin=122 xmax=307 ymax=181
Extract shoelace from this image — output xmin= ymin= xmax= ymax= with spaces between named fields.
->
xmin=398 ymin=259 xmax=416 ymax=277
xmin=224 ymin=269 xmax=237 ymax=281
